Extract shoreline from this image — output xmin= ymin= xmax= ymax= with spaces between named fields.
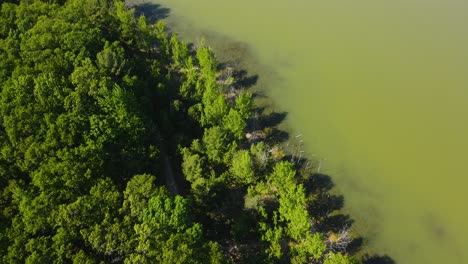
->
xmin=147 ymin=4 xmax=390 ymax=262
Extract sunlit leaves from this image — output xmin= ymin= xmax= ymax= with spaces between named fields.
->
xmin=196 ymin=43 xmax=216 ymax=77
xmin=324 ymin=252 xmax=361 ymax=264
xmin=290 ymin=233 xmax=327 ymax=263
xmin=96 ymin=41 xmax=127 ymax=77
xmin=223 ymin=108 xmax=246 ymax=139
xmin=230 ymin=150 xmax=254 ymax=185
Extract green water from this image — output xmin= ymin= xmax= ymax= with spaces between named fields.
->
xmin=148 ymin=0 xmax=468 ymax=262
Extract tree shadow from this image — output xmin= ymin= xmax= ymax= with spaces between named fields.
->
xmin=303 ymin=173 xmax=335 ymax=193
xmin=237 ymin=74 xmax=258 ymax=89
xmin=317 ymin=194 xmax=345 ymax=216
xmin=347 ymin=237 xmax=364 ymax=254
xmin=363 ymin=255 xmax=396 ymax=264
xmin=231 ymin=69 xmax=258 ymax=89
xmin=134 ymin=3 xmax=171 ymax=23
xmin=303 ymin=173 xmax=344 ymax=219
xmin=256 ymin=111 xmax=287 ymax=128
xmin=245 ymin=105 xmax=290 ymax=144
xmin=300 ymin=171 xmax=367 ymax=253
xmin=265 ymin=127 xmax=289 ymax=144
xmin=217 ymin=65 xmax=259 ymax=90
xmin=251 ymin=91 xmax=268 ymax=99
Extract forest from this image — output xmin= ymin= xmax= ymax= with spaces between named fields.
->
xmin=0 ymin=0 xmax=382 ymax=263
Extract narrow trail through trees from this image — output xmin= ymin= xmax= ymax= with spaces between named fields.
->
xmin=161 ymin=151 xmax=179 ymax=195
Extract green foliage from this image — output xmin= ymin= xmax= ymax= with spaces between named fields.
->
xmin=181 ymin=148 xmax=204 ymax=183
xmin=223 ymin=108 xmax=246 ymax=139
xmin=323 ymin=252 xmax=361 ymax=264
xmin=252 ymin=161 xmax=334 ymax=261
xmin=234 ymin=92 xmax=253 ymax=120
xmin=154 ymin=20 xmax=169 ymax=58
xmin=250 ymin=142 xmax=270 ymax=170
xmin=96 ymin=41 xmax=127 ymax=77
xmin=129 ymin=189 xmax=222 ymax=264
xmin=0 ymin=0 xmax=220 ymax=262
xmin=196 ymin=42 xmax=216 ymax=77
xmin=278 ymin=182 xmax=310 ymax=240
xmin=121 ymin=174 xmax=157 ymax=218
xmin=202 ymin=126 xmax=229 ymax=164
xmin=290 ymin=233 xmax=327 ymax=263
xmin=179 ymin=56 xmax=198 ymax=100
xmin=111 ymin=0 xmax=136 ymax=44
xmin=170 ymin=34 xmax=188 ymax=66
xmin=259 ymin=208 xmax=284 ymax=260
xmin=201 ymin=90 xmax=228 ymax=127
xmin=230 ymin=150 xmax=254 ymax=185
xmin=269 ymin=161 xmax=296 ymax=189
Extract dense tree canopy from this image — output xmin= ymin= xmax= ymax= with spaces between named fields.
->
xmin=0 ymin=0 xmax=366 ymax=263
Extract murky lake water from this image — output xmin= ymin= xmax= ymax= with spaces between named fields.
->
xmin=144 ymin=0 xmax=468 ymax=262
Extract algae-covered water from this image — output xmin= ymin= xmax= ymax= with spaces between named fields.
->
xmin=145 ymin=0 xmax=468 ymax=263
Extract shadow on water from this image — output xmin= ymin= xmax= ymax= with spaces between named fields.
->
xmin=302 ymin=173 xmax=350 ymax=229
xmin=297 ymin=169 xmax=394 ymax=261
xmin=259 ymin=111 xmax=287 ymax=128
xmin=230 ymin=69 xmax=259 ymax=89
xmin=266 ymin=128 xmax=290 ymax=144
xmin=133 ymin=2 xmax=171 ymax=23
xmin=300 ymin=171 xmax=396 ymax=262
xmin=247 ymin=107 xmax=289 ymax=144
xmin=249 ymin=106 xmax=288 ymax=128
xmin=217 ymin=66 xmax=259 ymax=91
xmin=363 ymin=255 xmax=396 ymax=264
xmin=304 ymin=173 xmax=335 ymax=192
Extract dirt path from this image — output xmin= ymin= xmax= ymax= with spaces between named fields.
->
xmin=161 ymin=151 xmax=179 ymax=195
